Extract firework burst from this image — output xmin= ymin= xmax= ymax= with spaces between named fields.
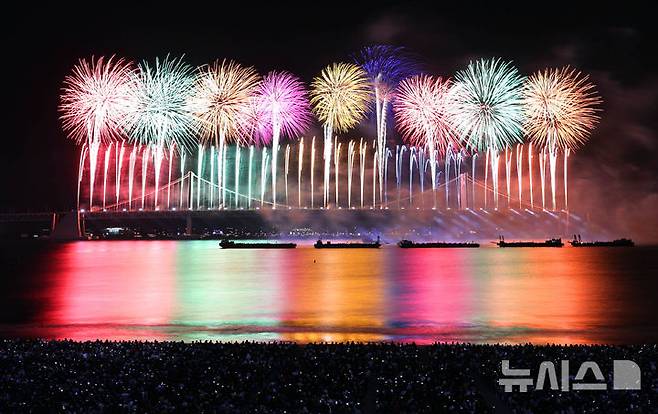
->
xmin=256 ymin=70 xmax=311 ymax=207
xmin=123 ymin=55 xmax=198 ymax=151
xmin=311 ymin=62 xmax=370 ymax=206
xmin=60 ymin=55 xmax=135 ymax=209
xmin=59 ymin=55 xmax=135 ymax=144
xmin=394 ymin=74 xmax=454 ymax=198
xmin=354 ymin=45 xmax=420 ymax=101
xmin=354 ymin=45 xmax=420 ymax=205
xmin=256 ymin=71 xmax=312 ymax=139
xmin=523 ymin=66 xmax=601 ymax=151
xmin=188 ymin=59 xmax=261 ymax=146
xmin=449 ymin=58 xmax=525 ymax=152
xmin=310 ymin=62 xmax=371 ymax=133
xmin=394 ymin=74 xmax=455 ymax=152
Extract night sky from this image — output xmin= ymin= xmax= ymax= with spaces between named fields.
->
xmin=3 ymin=1 xmax=656 ymax=239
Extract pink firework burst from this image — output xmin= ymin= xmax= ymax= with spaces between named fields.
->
xmin=59 ymin=55 xmax=135 ymax=145
xmin=393 ymin=74 xmax=455 ymax=153
xmin=255 ymin=71 xmax=312 ymax=140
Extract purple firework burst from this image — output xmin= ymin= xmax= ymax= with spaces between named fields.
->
xmin=255 ymin=71 xmax=312 ymax=140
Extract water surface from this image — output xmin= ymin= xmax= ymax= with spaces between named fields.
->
xmin=2 ymin=241 xmax=657 ymax=344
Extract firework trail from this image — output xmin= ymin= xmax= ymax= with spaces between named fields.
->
xmin=255 ymin=71 xmax=311 ymax=208
xmin=372 ymin=151 xmax=378 ymax=208
xmin=334 ymin=137 xmax=342 ymax=206
xmin=311 ymin=62 xmax=371 ymax=207
xmin=179 ymin=152 xmax=186 ymax=209
xmin=140 ymin=146 xmax=151 ymax=209
xmin=284 ymin=144 xmax=291 ymax=206
xmin=445 ymin=149 xmax=451 ymax=207
xmin=102 ymin=143 xmax=113 ymax=209
xmin=394 ymin=74 xmax=454 ymax=207
xmin=196 ymin=144 xmax=204 ymax=209
xmin=167 ymin=144 xmax=175 ymax=208
xmin=516 ymin=144 xmax=523 ymax=208
xmin=449 ymin=58 xmax=525 ymax=208
xmin=298 ymin=138 xmax=304 ymax=208
xmin=248 ymin=145 xmax=254 ymax=208
xmin=409 ymin=147 xmax=416 ymax=206
xmin=209 ymin=146 xmax=216 ymax=207
xmin=471 ymin=153 xmax=478 ymax=208
xmin=123 ymin=56 xmax=197 ymax=208
xmin=395 ymin=145 xmax=407 ymax=207
xmin=76 ymin=145 xmax=88 ymax=212
xmin=359 ymin=139 xmax=367 ymax=208
xmin=505 ymin=147 xmax=513 ymax=206
xmin=128 ymin=145 xmax=139 ymax=210
xmin=260 ymin=149 xmax=266 ymax=207
xmin=347 ymin=140 xmax=356 ymax=208
xmin=235 ymin=146 xmax=241 ymax=208
xmin=60 ymin=56 xmax=135 ymax=210
xmin=189 ymin=59 xmax=261 ymax=207
xmin=523 ymin=67 xmax=601 ymax=210
xmin=355 ymin=45 xmax=419 ymax=205
xmin=311 ymin=137 xmax=316 ymax=208
xmin=527 ymin=143 xmax=533 ymax=208
xmin=116 ymin=142 xmax=125 ymax=207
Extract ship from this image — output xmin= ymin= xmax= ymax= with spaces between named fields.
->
xmin=219 ymin=239 xmax=297 ymax=249
xmin=569 ymin=235 xmax=635 ymax=247
xmin=397 ymin=239 xmax=480 ymax=248
xmin=314 ymin=236 xmax=381 ymax=249
xmin=495 ymin=235 xmax=563 ymax=248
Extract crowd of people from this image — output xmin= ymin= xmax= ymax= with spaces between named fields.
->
xmin=0 ymin=340 xmax=655 ymax=413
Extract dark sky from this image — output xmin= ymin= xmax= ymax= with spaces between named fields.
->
xmin=3 ymin=1 xmax=656 ymax=238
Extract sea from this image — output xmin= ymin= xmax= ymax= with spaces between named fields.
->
xmin=1 ymin=241 xmax=657 ymax=344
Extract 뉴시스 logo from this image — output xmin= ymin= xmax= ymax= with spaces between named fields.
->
xmin=498 ymin=359 xmax=641 ymax=392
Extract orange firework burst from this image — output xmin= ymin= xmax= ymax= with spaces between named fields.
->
xmin=188 ymin=59 xmax=261 ymax=146
xmin=523 ymin=67 xmax=602 ymax=151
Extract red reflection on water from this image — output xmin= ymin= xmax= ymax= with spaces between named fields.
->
xmin=388 ymin=249 xmax=474 ymax=343
xmin=45 ymin=241 xmax=176 ymax=340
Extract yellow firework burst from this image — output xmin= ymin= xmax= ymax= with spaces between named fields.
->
xmin=310 ymin=62 xmax=371 ymax=133
xmin=523 ymin=67 xmax=601 ymax=151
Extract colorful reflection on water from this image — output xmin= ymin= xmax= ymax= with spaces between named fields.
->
xmin=2 ymin=241 xmax=657 ymax=344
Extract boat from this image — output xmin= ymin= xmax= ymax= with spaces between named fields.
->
xmin=495 ymin=236 xmax=563 ymax=248
xmin=569 ymin=235 xmax=634 ymax=247
xmin=397 ymin=239 xmax=480 ymax=248
xmin=314 ymin=236 xmax=381 ymax=249
xmin=219 ymin=239 xmax=297 ymax=249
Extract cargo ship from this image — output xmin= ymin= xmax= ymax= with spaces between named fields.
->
xmin=397 ymin=240 xmax=480 ymax=248
xmin=314 ymin=237 xmax=381 ymax=249
xmin=219 ymin=239 xmax=297 ymax=249
xmin=569 ymin=235 xmax=635 ymax=247
xmin=495 ymin=236 xmax=563 ymax=248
